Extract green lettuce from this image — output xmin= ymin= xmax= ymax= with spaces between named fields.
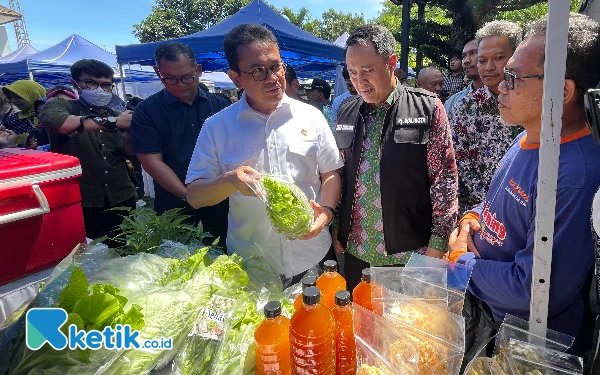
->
xmin=261 ymin=176 xmax=313 ymax=238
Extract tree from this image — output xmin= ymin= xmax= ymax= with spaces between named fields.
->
xmin=133 ymin=0 xmax=252 ymax=43
xmin=303 ymin=9 xmax=366 ymax=42
xmin=280 ymin=6 xmax=312 ymax=28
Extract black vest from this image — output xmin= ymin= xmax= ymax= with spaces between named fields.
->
xmin=335 ymin=86 xmax=437 ymax=255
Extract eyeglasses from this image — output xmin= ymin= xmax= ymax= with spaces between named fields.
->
xmin=503 ymin=68 xmax=544 ymax=90
xmin=158 ymin=71 xmax=198 ymax=85
xmin=77 ymin=79 xmax=115 ymax=92
xmin=239 ymin=63 xmax=286 ymax=82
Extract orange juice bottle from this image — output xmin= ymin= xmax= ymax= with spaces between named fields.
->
xmin=293 ymin=275 xmax=317 ymax=312
xmin=333 ymin=290 xmax=356 ymax=375
xmin=255 ymin=301 xmax=291 ymax=375
xmin=316 ymin=260 xmax=346 ymax=309
xmin=290 ymin=286 xmax=336 ymax=375
xmin=352 ymin=268 xmax=374 ymax=312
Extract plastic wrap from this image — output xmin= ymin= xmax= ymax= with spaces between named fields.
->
xmin=406 ymin=253 xmax=474 ymax=314
xmin=245 ymin=174 xmax=313 ymax=238
xmin=496 ymin=339 xmax=583 ymax=375
xmin=355 ymin=335 xmax=409 ymax=375
xmin=374 ymin=287 xmax=466 ymax=375
xmin=464 ymin=357 xmax=507 ymax=375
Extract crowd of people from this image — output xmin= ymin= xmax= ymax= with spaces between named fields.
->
xmin=1 ymin=10 xmax=600 ymax=372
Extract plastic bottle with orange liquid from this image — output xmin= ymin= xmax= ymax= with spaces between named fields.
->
xmin=316 ymin=260 xmax=346 ymax=309
xmin=289 ymin=286 xmax=336 ymax=375
xmin=352 ymin=268 xmax=374 ymax=312
xmin=333 ymin=290 xmax=356 ymax=375
xmin=254 ymin=301 xmax=291 ymax=375
xmin=293 ymin=275 xmax=317 ymax=312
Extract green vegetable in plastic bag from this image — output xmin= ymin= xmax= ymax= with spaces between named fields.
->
xmin=258 ymin=175 xmax=313 ymax=238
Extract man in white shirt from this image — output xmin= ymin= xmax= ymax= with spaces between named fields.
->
xmin=186 ymin=24 xmax=343 ymax=282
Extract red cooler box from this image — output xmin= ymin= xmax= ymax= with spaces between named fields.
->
xmin=0 ymin=149 xmax=85 ymax=285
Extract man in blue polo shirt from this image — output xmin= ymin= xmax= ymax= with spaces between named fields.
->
xmin=131 ymin=42 xmax=230 ymax=245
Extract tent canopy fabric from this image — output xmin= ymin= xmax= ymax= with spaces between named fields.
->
xmin=115 ymin=0 xmax=344 ymax=78
xmin=0 ymin=45 xmax=38 ymax=63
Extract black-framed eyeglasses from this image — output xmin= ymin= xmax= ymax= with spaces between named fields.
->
xmin=77 ymin=79 xmax=115 ymax=92
xmin=239 ymin=63 xmax=286 ymax=82
xmin=503 ymin=68 xmax=544 ymax=90
xmin=158 ymin=71 xmax=198 ymax=85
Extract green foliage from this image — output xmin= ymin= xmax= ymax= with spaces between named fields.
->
xmin=112 ymin=207 xmax=211 ymax=256
xmin=280 ymin=6 xmax=312 ymax=28
xmin=133 ymin=0 xmax=252 ymax=42
xmin=308 ymin=8 xmax=367 ymax=42
xmin=261 ymin=175 xmax=313 ymax=238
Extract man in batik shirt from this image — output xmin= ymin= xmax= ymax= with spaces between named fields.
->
xmin=450 ymin=20 xmax=524 ymax=214
xmin=334 ymin=24 xmax=458 ymax=291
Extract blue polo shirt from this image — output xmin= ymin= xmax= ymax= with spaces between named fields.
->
xmin=131 ymin=88 xmax=229 ymax=237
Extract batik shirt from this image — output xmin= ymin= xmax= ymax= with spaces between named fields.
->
xmin=450 ymin=86 xmax=523 ymax=214
xmin=346 ymin=87 xmax=458 ymax=265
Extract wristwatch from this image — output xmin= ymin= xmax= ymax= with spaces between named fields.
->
xmin=88 ymin=116 xmax=118 ymax=131
xmin=323 ymin=205 xmax=335 ymax=225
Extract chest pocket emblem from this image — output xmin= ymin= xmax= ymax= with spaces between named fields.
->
xmin=393 ymin=117 xmax=430 ymax=144
xmin=301 ymin=129 xmax=307 ymax=136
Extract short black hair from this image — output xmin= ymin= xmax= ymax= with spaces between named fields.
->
xmin=199 ymin=82 xmax=210 ymax=92
xmin=346 ymin=24 xmax=396 ymax=59
xmin=285 ymin=64 xmax=297 ymax=85
xmin=342 ymin=66 xmax=350 ymax=80
xmin=154 ymin=42 xmax=196 ymax=67
xmin=70 ymin=59 xmax=114 ymax=81
xmin=224 ymin=24 xmax=279 ymax=72
xmin=449 ymin=51 xmax=462 ymax=61
xmin=526 ymin=12 xmax=600 ymax=94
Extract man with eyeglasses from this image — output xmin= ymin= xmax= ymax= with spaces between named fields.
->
xmin=448 ymin=12 xmax=600 ymax=360
xmin=40 ymin=59 xmax=136 ymax=244
xmin=186 ymin=24 xmax=343 ymax=283
xmin=131 ymin=42 xmax=230 ymax=246
xmin=450 ymin=20 xmax=524 ymax=215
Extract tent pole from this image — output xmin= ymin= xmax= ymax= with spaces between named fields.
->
xmin=28 ymin=71 xmax=33 ymax=81
xmin=528 ymin=0 xmax=570 ymax=337
xmin=119 ymin=63 xmax=127 ymax=101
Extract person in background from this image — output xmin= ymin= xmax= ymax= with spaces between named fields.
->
xmin=40 ymin=58 xmax=135 ymax=245
xmin=0 ymin=89 xmax=17 ymax=123
xmin=1 ymin=80 xmax=46 ymax=146
xmin=307 ymin=77 xmax=335 ymax=130
xmin=445 ymin=39 xmax=484 ymax=117
xmin=186 ymin=24 xmax=343 ymax=283
xmin=449 ymin=12 xmax=600 ymax=359
xmin=0 ymin=126 xmax=16 ymax=148
xmin=46 ymin=85 xmax=78 ymax=100
xmin=442 ymin=52 xmax=466 ymax=99
xmin=331 ymin=66 xmax=357 ymax=123
xmin=26 ymin=97 xmax=49 ymax=150
xmin=416 ymin=66 xmax=444 ymax=96
xmin=334 ymin=24 xmax=458 ymax=291
xmin=284 ymin=63 xmax=301 ymax=100
xmin=450 ymin=20 xmax=523 ymax=215
xmin=394 ymin=67 xmax=408 ymax=85
xmin=131 ymin=42 xmax=230 ymax=246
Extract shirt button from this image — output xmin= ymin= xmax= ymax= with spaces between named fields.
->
xmin=99 ymin=130 xmax=103 ymax=133
xmin=102 ymin=144 xmax=105 ymax=146
xmin=103 ymin=156 xmax=107 ymax=159
xmin=104 ymin=184 xmax=108 ymax=187
xmin=191 ymin=123 xmax=195 ymax=127
xmin=105 ymin=171 xmax=108 ymax=174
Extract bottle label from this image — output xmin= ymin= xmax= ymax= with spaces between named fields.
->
xmin=190 ymin=295 xmax=235 ymax=340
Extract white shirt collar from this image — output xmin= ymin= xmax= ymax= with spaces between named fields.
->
xmin=237 ymin=91 xmax=292 ymax=120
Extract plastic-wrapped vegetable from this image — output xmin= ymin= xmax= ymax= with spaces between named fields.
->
xmin=247 ymin=174 xmax=313 ymax=238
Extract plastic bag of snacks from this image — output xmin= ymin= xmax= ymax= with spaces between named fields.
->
xmin=497 ymin=338 xmax=583 ymax=375
xmin=355 ymin=335 xmax=410 ymax=375
xmin=463 ymin=357 xmax=507 ymax=375
xmin=374 ymin=286 xmax=466 ymax=375
xmin=245 ymin=174 xmax=313 ymax=238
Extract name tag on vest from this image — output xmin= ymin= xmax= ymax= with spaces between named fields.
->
xmin=397 ymin=117 xmax=427 ymax=125
xmin=336 ymin=124 xmax=354 ymax=132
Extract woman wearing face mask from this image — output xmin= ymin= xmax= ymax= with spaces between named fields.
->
xmin=1 ymin=80 xmax=46 ymax=146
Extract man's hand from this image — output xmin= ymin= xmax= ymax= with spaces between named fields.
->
xmin=457 ymin=218 xmax=481 ymax=254
xmin=0 ymin=127 xmax=17 ymax=148
xmin=228 ymin=165 xmax=261 ymax=196
xmin=425 ymin=247 xmax=446 ymax=259
xmin=298 ymin=200 xmax=333 ymax=241
xmin=448 ymin=223 xmax=480 ymax=263
xmin=332 ymin=229 xmax=345 ymax=254
xmin=116 ymin=110 xmax=133 ymax=130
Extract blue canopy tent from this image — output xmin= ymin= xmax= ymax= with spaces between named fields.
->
xmin=0 ymin=45 xmax=38 ymax=63
xmin=0 ymin=35 xmax=159 ymax=87
xmin=115 ymin=0 xmax=344 ymax=81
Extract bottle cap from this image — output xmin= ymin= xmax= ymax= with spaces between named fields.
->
xmin=324 ymin=260 xmax=338 ymax=272
xmin=361 ymin=268 xmax=372 ymax=282
xmin=335 ymin=290 xmax=351 ymax=306
xmin=301 ymin=275 xmax=317 ymax=290
xmin=303 ymin=286 xmax=321 ymax=305
xmin=264 ymin=301 xmax=282 ymax=319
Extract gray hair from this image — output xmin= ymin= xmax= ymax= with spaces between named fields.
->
xmin=417 ymin=66 xmax=441 ymax=81
xmin=346 ymin=24 xmax=396 ymax=58
xmin=526 ymin=12 xmax=600 ymax=93
xmin=475 ymin=20 xmax=523 ymax=52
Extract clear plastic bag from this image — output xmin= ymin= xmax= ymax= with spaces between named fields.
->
xmin=355 ymin=335 xmax=410 ymax=375
xmin=353 ymin=303 xmax=419 ymax=375
xmin=463 ymin=357 xmax=508 ymax=375
xmin=374 ymin=287 xmax=466 ymax=375
xmin=406 ymin=253 xmax=474 ymax=314
xmin=245 ymin=173 xmax=313 ymax=238
xmin=497 ymin=338 xmax=583 ymax=375
xmin=370 ymin=267 xmax=450 ymax=310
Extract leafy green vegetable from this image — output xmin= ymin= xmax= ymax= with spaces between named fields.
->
xmin=261 ymin=175 xmax=313 ymax=238
xmin=160 ymin=246 xmax=211 ymax=286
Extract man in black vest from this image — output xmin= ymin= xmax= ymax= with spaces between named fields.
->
xmin=333 ymin=24 xmax=459 ymax=291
